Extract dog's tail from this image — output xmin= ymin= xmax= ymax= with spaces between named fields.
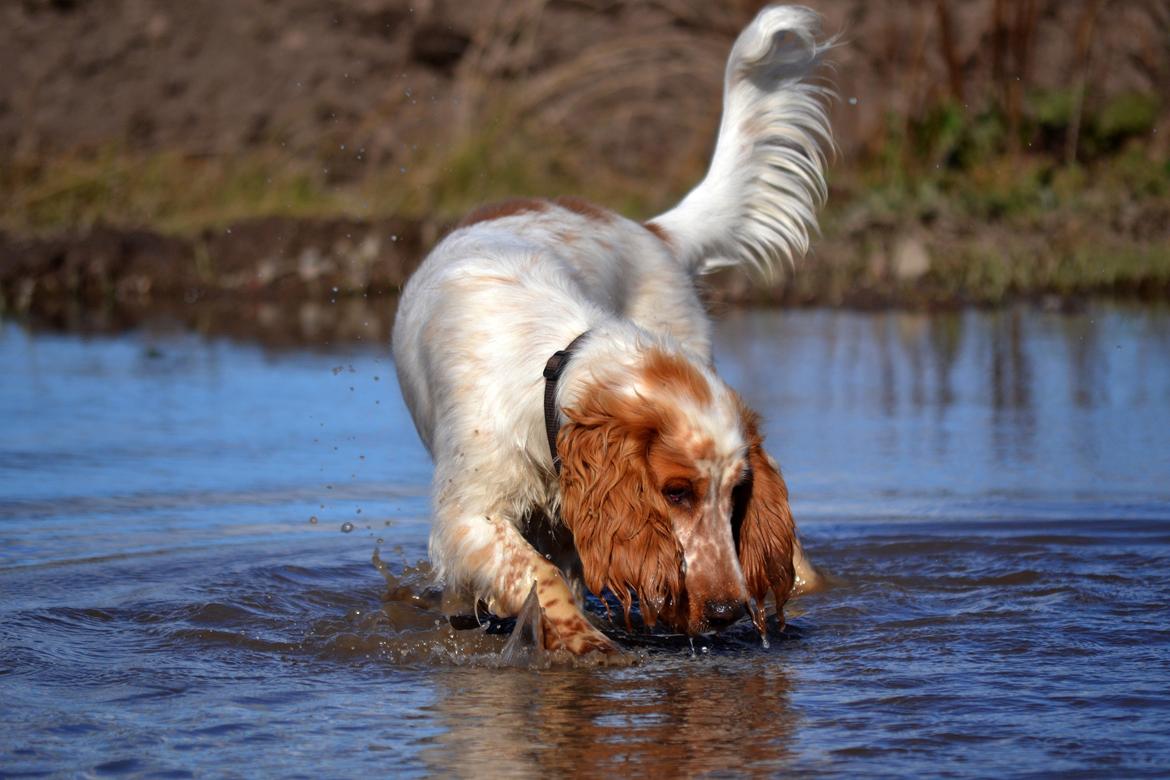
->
xmin=649 ymin=5 xmax=834 ymax=278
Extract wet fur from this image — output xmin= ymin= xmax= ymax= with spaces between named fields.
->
xmin=392 ymin=5 xmax=831 ymax=653
xmin=557 ymin=385 xmax=685 ymax=630
xmin=735 ymin=404 xmax=797 ymax=631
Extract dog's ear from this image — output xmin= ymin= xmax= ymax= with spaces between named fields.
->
xmin=557 ymin=396 xmax=682 ymax=630
xmin=734 ymin=402 xmax=796 ymax=633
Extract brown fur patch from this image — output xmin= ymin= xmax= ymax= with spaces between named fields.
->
xmin=643 ymin=221 xmax=673 ymax=247
xmin=642 ymin=348 xmax=713 ymax=406
xmin=557 ymin=383 xmax=683 ymax=630
xmin=458 ymin=198 xmax=548 ymax=228
xmin=552 ymin=196 xmax=612 ymax=223
xmin=646 ymin=429 xmax=715 ymax=500
xmin=733 ymin=399 xmax=797 ymax=632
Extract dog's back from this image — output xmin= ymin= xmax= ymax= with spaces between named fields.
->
xmin=392 ymin=198 xmax=707 ymax=458
xmin=394 ymin=4 xmax=832 ymax=460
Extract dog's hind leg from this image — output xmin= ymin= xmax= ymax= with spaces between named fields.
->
xmin=432 ymin=511 xmax=617 ymax=655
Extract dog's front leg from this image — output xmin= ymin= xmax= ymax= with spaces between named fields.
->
xmin=433 ymin=512 xmax=616 ymax=655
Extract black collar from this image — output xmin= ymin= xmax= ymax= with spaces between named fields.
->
xmin=542 ymin=331 xmax=590 ymax=474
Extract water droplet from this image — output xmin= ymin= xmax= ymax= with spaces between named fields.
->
xmin=309 ymin=515 xmax=318 ymax=524
xmin=340 ymin=521 xmax=355 ymax=533
xmin=376 ymin=537 xmax=384 ymax=545
xmin=332 ymin=286 xmax=339 ymax=293
xmin=848 ymin=96 xmax=858 ymax=105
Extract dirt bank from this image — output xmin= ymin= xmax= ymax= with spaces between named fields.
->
xmin=5 ymin=1 xmax=1166 ymax=165
xmin=2 ymin=1 xmax=1168 ymax=314
xmin=0 ymin=216 xmax=424 ymax=308
xmin=4 ymin=209 xmax=1167 ymax=322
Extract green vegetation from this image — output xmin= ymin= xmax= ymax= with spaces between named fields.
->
xmin=0 ymin=105 xmax=659 ymax=237
xmin=2 ymin=89 xmax=1166 ymax=305
xmin=801 ymin=88 xmax=1169 ymax=303
xmin=1 ymin=149 xmax=341 ymax=234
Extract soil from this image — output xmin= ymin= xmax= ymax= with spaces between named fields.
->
xmin=2 ymin=1 xmax=1168 ymax=315
xmin=5 ymin=1 xmax=1166 ymax=166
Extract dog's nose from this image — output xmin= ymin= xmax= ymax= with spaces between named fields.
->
xmin=703 ymin=599 xmax=745 ymax=630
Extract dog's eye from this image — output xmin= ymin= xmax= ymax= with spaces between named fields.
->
xmin=662 ymin=482 xmax=694 ymax=506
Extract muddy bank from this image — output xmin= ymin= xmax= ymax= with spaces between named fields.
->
xmin=5 ymin=1 xmax=1166 ymax=167
xmin=0 ymin=216 xmax=425 ymax=311
xmin=3 ymin=1 xmax=1166 ymax=319
xmin=4 ymin=213 xmax=1168 ymax=336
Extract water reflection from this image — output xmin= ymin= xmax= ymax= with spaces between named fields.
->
xmin=986 ymin=308 xmax=1036 ymax=464
xmin=421 ymin=663 xmax=797 ymax=777
xmin=12 ymin=296 xmax=399 ymax=349
xmin=712 ymin=302 xmax=1170 ymax=508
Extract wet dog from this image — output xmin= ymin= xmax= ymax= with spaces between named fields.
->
xmin=393 ymin=5 xmax=831 ymax=654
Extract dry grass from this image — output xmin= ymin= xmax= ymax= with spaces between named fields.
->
xmin=2 ymin=0 xmax=1166 ymax=304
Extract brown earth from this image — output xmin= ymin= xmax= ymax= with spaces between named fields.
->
xmin=5 ymin=0 xmax=1167 ymax=165
xmin=2 ymin=1 xmax=1169 ymax=315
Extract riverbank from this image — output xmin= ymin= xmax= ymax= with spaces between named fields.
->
xmin=4 ymin=152 xmax=1168 ymax=315
xmin=4 ymin=0 xmax=1167 ymax=314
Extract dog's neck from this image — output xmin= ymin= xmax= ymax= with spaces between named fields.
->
xmin=543 ymin=331 xmax=591 ymax=474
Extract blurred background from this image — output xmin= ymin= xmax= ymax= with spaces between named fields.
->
xmin=2 ymin=0 xmax=1168 ymax=323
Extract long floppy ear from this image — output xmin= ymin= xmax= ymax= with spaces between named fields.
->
xmin=734 ymin=403 xmax=797 ymax=633
xmin=557 ymin=395 xmax=683 ymax=630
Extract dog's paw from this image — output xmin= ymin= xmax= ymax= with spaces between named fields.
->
xmin=540 ymin=611 xmax=618 ymax=656
xmin=503 ymin=583 xmax=624 ymax=663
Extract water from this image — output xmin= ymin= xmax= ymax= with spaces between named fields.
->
xmin=2 ymin=303 xmax=1169 ymax=776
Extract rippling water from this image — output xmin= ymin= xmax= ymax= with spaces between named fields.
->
xmin=3 ymin=303 xmax=1169 ymax=776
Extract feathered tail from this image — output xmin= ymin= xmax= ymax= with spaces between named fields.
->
xmin=649 ymin=5 xmax=835 ymax=278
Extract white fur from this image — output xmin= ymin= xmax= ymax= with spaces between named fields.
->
xmin=392 ymin=5 xmax=832 ymax=611
xmin=652 ymin=5 xmax=834 ymax=278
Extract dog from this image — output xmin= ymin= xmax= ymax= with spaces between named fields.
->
xmin=393 ymin=5 xmax=831 ymax=655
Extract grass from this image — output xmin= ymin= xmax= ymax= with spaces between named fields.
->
xmin=1 ymin=149 xmax=343 ymax=235
xmin=2 ymin=89 xmax=1167 ymax=305
xmin=0 ymin=104 xmax=670 ymax=237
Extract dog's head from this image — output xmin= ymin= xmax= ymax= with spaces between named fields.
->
xmin=557 ymin=347 xmax=795 ymax=635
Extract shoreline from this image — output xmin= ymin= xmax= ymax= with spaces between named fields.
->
xmin=3 ymin=214 xmax=1168 ymax=322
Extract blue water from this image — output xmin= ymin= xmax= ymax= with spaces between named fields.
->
xmin=2 ymin=303 xmax=1169 ymax=777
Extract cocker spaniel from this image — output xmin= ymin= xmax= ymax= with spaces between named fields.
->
xmin=393 ymin=5 xmax=831 ymax=655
